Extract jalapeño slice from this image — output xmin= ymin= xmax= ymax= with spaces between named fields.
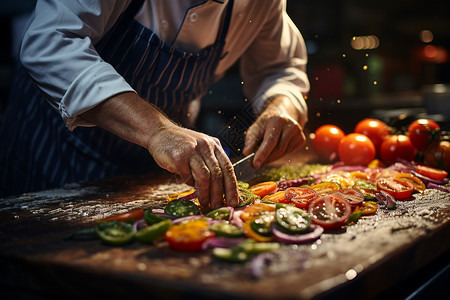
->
xmin=250 ymin=213 xmax=275 ymax=237
xmin=135 ymin=219 xmax=172 ymax=244
xmin=144 ymin=210 xmax=167 ymax=225
xmin=96 ymin=220 xmax=134 ymax=245
xmin=206 ymin=207 xmax=232 ymax=220
xmin=237 ymin=187 xmax=260 ymax=207
xmin=209 ymin=222 xmax=244 ymax=237
xmin=276 ymin=205 xmax=311 ymax=234
xmin=164 ymin=199 xmax=201 ymax=218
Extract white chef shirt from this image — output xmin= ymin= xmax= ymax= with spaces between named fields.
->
xmin=20 ymin=0 xmax=309 ymax=130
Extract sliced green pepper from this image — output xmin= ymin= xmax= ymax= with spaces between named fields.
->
xmin=144 ymin=210 xmax=167 ymax=225
xmin=96 ymin=220 xmax=134 ymax=245
xmin=164 ymin=199 xmax=201 ymax=218
xmin=135 ymin=219 xmax=172 ymax=244
xmin=209 ymin=222 xmax=244 ymax=237
xmin=206 ymin=207 xmax=231 ymax=220
xmin=250 ymin=213 xmax=274 ymax=237
xmin=237 ymin=187 xmax=260 ymax=207
xmin=276 ymin=205 xmax=311 ymax=234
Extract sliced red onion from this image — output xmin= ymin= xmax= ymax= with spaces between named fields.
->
xmin=271 ymin=223 xmax=323 ymax=244
xmin=171 ymin=215 xmax=210 ymax=224
xmin=330 ymin=165 xmax=368 ymax=173
xmin=250 ymin=252 xmax=274 ymax=279
xmin=395 ymin=158 xmax=416 ymax=169
xmin=177 ymin=191 xmax=198 ymax=201
xmin=376 ymin=191 xmax=396 ymax=209
xmin=133 ymin=219 xmax=146 ymax=232
xmin=411 ymin=171 xmax=449 ymax=185
xmin=151 ymin=209 xmax=177 ymax=220
xmin=230 ymin=210 xmax=244 ymax=229
xmin=427 ymin=183 xmax=450 ymax=193
xmin=201 ymin=237 xmax=247 ymax=250
xmin=389 ymin=162 xmax=414 ymax=173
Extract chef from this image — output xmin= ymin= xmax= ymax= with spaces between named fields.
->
xmin=0 ymin=0 xmax=309 ymax=208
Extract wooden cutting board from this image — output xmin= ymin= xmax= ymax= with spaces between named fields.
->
xmin=1 ymin=171 xmax=449 ymax=300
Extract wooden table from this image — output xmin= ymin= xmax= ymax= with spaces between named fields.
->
xmin=1 ymin=169 xmax=449 ymax=300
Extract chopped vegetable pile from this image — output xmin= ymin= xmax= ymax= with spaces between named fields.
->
xmin=68 ymin=156 xmax=449 ymax=267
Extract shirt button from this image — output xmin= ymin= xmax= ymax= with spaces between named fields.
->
xmin=189 ymin=12 xmax=198 ymax=23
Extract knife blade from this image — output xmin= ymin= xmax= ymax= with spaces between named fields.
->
xmin=232 ymin=152 xmax=257 ymax=181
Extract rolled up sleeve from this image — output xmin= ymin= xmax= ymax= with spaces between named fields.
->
xmin=239 ymin=0 xmax=310 ymax=126
xmin=20 ymin=0 xmax=134 ymax=130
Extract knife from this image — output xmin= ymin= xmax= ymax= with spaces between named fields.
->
xmin=232 ymin=152 xmax=257 ymax=181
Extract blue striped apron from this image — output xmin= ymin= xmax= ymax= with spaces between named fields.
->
xmin=0 ymin=0 xmax=234 ymax=197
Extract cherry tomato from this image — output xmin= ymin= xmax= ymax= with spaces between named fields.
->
xmin=338 ymin=133 xmax=376 ymax=166
xmin=415 ymin=165 xmax=448 ymax=181
xmin=164 ymin=219 xmax=215 ymax=252
xmin=310 ymin=182 xmax=340 ymax=195
xmin=380 ymin=135 xmax=416 ymax=165
xmin=285 ymin=187 xmax=318 ymax=208
xmin=98 ymin=209 xmax=144 ymax=223
xmin=359 ymin=201 xmax=378 ymax=216
xmin=333 ymin=188 xmax=364 ymax=207
xmin=376 ymin=177 xmax=414 ymax=200
xmin=262 ymin=191 xmax=289 ymax=204
xmin=240 ymin=203 xmax=276 ymax=222
xmin=308 ymin=194 xmax=352 ymax=230
xmin=354 ymin=118 xmax=389 ymax=153
xmin=249 ymin=181 xmax=277 ymax=198
xmin=395 ymin=173 xmax=426 ymax=193
xmin=423 ymin=140 xmax=450 ymax=173
xmin=408 ymin=119 xmax=440 ymax=151
xmin=312 ymin=124 xmax=345 ymax=162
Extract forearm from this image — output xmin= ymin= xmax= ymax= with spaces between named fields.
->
xmin=79 ymin=92 xmax=175 ymax=150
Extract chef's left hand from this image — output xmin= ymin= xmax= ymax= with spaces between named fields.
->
xmin=242 ymin=95 xmax=306 ymax=168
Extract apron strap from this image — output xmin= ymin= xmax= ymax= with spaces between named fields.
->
xmin=217 ymin=0 xmax=234 ymax=43
xmin=123 ymin=0 xmax=145 ymax=20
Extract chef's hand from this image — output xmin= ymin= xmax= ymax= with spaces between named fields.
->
xmin=80 ymin=92 xmax=239 ymax=209
xmin=148 ymin=124 xmax=239 ymax=209
xmin=242 ymin=95 xmax=306 ymax=168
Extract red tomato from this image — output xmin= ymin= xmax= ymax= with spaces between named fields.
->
xmin=249 ymin=181 xmax=277 ymax=198
xmin=338 ymin=133 xmax=376 ymax=166
xmin=312 ymin=124 xmax=345 ymax=162
xmin=423 ymin=140 xmax=450 ymax=173
xmin=285 ymin=187 xmax=318 ymax=208
xmin=354 ymin=118 xmax=389 ymax=153
xmin=408 ymin=119 xmax=440 ymax=151
xmin=415 ymin=165 xmax=448 ymax=181
xmin=98 ymin=209 xmax=144 ymax=223
xmin=380 ymin=135 xmax=416 ymax=165
xmin=376 ymin=178 xmax=414 ymax=200
xmin=308 ymin=194 xmax=352 ymax=230
xmin=333 ymin=188 xmax=364 ymax=207
xmin=165 ymin=219 xmax=215 ymax=252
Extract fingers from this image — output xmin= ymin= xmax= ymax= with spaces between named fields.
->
xmin=190 ymin=138 xmax=239 ymax=209
xmin=248 ymin=116 xmax=305 ymax=167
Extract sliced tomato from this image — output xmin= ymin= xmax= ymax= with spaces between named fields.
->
xmin=310 ymin=182 xmax=340 ymax=195
xmin=249 ymin=181 xmax=277 ymax=198
xmin=321 ymin=174 xmax=353 ymax=189
xmin=333 ymin=188 xmax=364 ymax=207
xmin=285 ymin=187 xmax=318 ymax=208
xmin=395 ymin=173 xmax=426 ymax=193
xmin=360 ymin=201 xmax=378 ymax=215
xmin=164 ymin=219 xmax=215 ymax=252
xmin=376 ymin=178 xmax=414 ymax=200
xmin=308 ymin=194 xmax=352 ymax=230
xmin=240 ymin=203 xmax=276 ymax=222
xmin=415 ymin=165 xmax=448 ymax=181
xmin=98 ymin=209 xmax=144 ymax=223
xmin=262 ymin=191 xmax=289 ymax=204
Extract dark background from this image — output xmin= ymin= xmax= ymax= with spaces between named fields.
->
xmin=1 ymin=0 xmax=450 ymax=143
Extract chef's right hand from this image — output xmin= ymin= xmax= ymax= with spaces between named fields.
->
xmin=147 ymin=124 xmax=239 ymax=209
